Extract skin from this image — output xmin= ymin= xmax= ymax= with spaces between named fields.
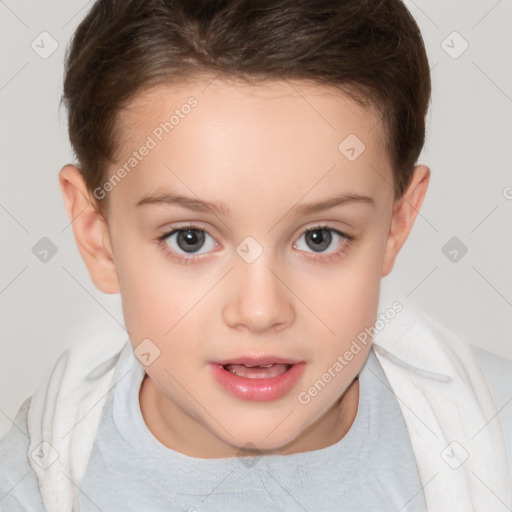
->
xmin=59 ymin=76 xmax=429 ymax=459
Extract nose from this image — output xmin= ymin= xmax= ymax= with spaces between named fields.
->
xmin=222 ymin=251 xmax=295 ymax=333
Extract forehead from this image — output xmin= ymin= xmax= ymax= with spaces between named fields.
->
xmin=118 ymin=76 xmax=385 ymax=147
xmin=111 ymin=76 xmax=391 ymax=209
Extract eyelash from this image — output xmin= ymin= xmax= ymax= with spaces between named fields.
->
xmin=155 ymin=222 xmax=354 ymax=265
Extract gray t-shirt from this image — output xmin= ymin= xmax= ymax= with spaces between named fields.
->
xmin=0 ymin=341 xmax=430 ymax=511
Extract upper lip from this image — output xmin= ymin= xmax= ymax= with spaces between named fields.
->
xmin=214 ymin=355 xmax=304 ymax=366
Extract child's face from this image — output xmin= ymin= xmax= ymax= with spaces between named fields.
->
xmin=60 ymin=76 xmax=429 ymax=457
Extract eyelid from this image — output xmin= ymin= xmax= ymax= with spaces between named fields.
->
xmin=298 ymin=221 xmax=353 ymax=240
xmin=156 ymin=222 xmax=353 ymax=245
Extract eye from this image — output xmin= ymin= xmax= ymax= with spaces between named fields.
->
xmin=156 ymin=223 xmax=353 ymax=264
xmin=293 ymin=224 xmax=353 ymax=261
xmin=156 ymin=224 xmax=218 ymax=263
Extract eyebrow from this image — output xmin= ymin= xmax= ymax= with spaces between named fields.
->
xmin=135 ymin=191 xmax=375 ymax=217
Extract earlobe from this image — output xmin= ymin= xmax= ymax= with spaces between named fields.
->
xmin=381 ymin=165 xmax=430 ymax=277
xmin=58 ymin=164 xmax=120 ymax=294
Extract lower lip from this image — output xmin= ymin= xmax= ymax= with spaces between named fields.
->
xmin=208 ymin=362 xmax=306 ymax=402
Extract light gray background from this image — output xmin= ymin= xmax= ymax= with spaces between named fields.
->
xmin=1 ymin=0 xmax=511 ymax=439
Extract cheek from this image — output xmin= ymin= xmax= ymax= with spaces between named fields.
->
xmin=303 ymin=240 xmax=383 ymax=338
xmin=121 ymin=272 xmax=203 ymax=340
xmin=114 ymin=245 xmax=182 ymax=338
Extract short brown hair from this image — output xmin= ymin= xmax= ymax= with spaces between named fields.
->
xmin=61 ymin=0 xmax=431 ymax=216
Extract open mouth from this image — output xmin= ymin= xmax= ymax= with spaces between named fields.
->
xmin=210 ymin=359 xmax=307 ymax=401
xmin=221 ymin=363 xmax=292 ymax=379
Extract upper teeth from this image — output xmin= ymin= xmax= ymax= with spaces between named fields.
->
xmin=246 ymin=363 xmax=273 ymax=368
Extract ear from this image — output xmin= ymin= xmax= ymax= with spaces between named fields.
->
xmin=381 ymin=165 xmax=430 ymax=277
xmin=58 ymin=164 xmax=120 ymax=294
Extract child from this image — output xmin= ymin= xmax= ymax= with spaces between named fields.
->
xmin=1 ymin=0 xmax=510 ymax=511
